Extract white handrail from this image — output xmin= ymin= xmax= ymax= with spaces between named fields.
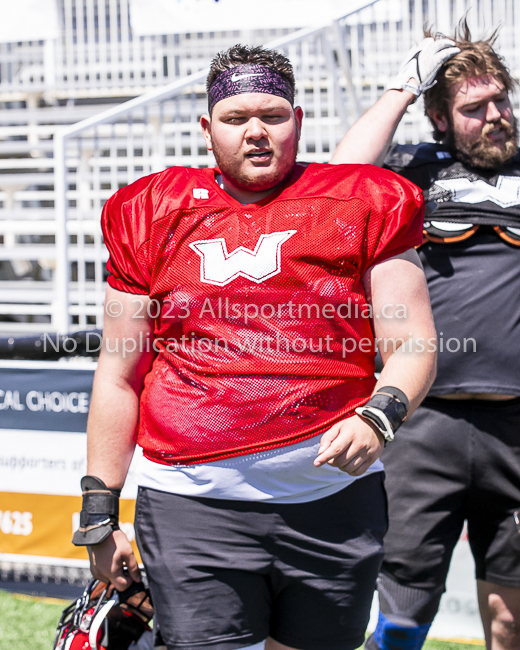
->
xmin=54 ymin=132 xmax=69 ymax=334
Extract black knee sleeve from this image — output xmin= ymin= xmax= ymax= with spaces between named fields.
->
xmin=377 ymin=572 xmax=444 ymax=626
xmin=364 ymin=574 xmax=445 ymax=650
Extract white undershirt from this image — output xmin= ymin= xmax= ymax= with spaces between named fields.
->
xmin=135 ymin=433 xmax=383 ymax=504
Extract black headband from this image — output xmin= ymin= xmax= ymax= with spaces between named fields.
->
xmin=208 ymin=64 xmax=294 ymax=113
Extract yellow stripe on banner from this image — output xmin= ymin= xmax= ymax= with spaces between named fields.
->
xmin=0 ymin=492 xmax=140 ymax=562
xmin=12 ymin=592 xmax=69 ymax=605
xmin=429 ymin=638 xmax=484 ymax=646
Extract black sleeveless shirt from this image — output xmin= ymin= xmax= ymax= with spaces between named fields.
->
xmin=385 ymin=143 xmax=520 ymax=396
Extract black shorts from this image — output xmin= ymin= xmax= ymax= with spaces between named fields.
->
xmin=381 ymin=396 xmax=520 ymax=590
xmin=135 ymin=472 xmax=387 ymax=650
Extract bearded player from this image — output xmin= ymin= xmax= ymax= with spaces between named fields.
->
xmin=332 ymin=22 xmax=520 ymax=650
xmin=73 ymin=45 xmax=436 ymax=650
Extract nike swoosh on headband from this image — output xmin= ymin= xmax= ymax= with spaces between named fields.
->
xmin=231 ymin=73 xmax=264 ymax=82
xmin=208 ymin=65 xmax=294 ymax=112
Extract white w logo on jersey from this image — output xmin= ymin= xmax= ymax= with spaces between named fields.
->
xmin=434 ymin=176 xmax=520 ymax=208
xmin=190 ymin=230 xmax=297 ymax=286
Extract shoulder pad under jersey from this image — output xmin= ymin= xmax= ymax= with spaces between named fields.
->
xmin=386 ymin=144 xmax=520 ymax=170
xmin=384 ymin=143 xmax=454 ymax=169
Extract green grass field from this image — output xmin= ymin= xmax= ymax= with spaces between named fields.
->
xmin=0 ymin=588 xmax=485 ymax=650
xmin=0 ymin=589 xmax=66 ymax=650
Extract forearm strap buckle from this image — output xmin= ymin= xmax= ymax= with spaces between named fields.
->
xmin=72 ymin=476 xmax=121 ymax=546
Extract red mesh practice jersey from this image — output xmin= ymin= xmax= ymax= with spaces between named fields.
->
xmin=102 ymin=162 xmax=424 ymax=464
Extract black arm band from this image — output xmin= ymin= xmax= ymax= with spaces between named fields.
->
xmin=368 ymin=388 xmax=409 ymax=432
xmin=375 ymin=386 xmax=409 ymax=412
xmin=72 ymin=476 xmax=121 ymax=546
xmin=355 ymin=386 xmax=409 ymax=442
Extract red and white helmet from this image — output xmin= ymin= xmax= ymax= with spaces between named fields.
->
xmin=53 ymin=579 xmax=154 ymax=650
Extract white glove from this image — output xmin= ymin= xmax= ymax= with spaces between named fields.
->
xmin=388 ymin=37 xmax=461 ymax=97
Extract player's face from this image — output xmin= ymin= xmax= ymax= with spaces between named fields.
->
xmin=429 ymin=75 xmax=517 ymax=169
xmin=201 ymin=94 xmax=303 ymax=195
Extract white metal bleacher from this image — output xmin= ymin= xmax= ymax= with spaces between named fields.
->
xmin=0 ymin=0 xmax=518 ymax=334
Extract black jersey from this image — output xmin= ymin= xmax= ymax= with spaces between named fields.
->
xmin=385 ymin=143 xmax=520 ymax=396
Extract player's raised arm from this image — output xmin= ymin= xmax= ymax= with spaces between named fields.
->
xmin=330 ymin=38 xmax=460 ymax=166
xmin=329 ymin=90 xmax=414 ymax=166
xmin=75 ymin=287 xmax=155 ymax=591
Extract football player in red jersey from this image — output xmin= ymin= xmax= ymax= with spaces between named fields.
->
xmin=75 ymin=45 xmax=436 ymax=650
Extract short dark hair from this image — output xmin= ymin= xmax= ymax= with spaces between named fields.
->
xmin=424 ymin=19 xmax=517 ymax=141
xmin=206 ymin=44 xmax=295 ymax=96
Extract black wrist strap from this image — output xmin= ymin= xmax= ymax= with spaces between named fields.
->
xmin=375 ymin=386 xmax=410 ymax=412
xmin=72 ymin=476 xmax=120 ymax=546
xmin=356 ymin=386 xmax=409 ymax=441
